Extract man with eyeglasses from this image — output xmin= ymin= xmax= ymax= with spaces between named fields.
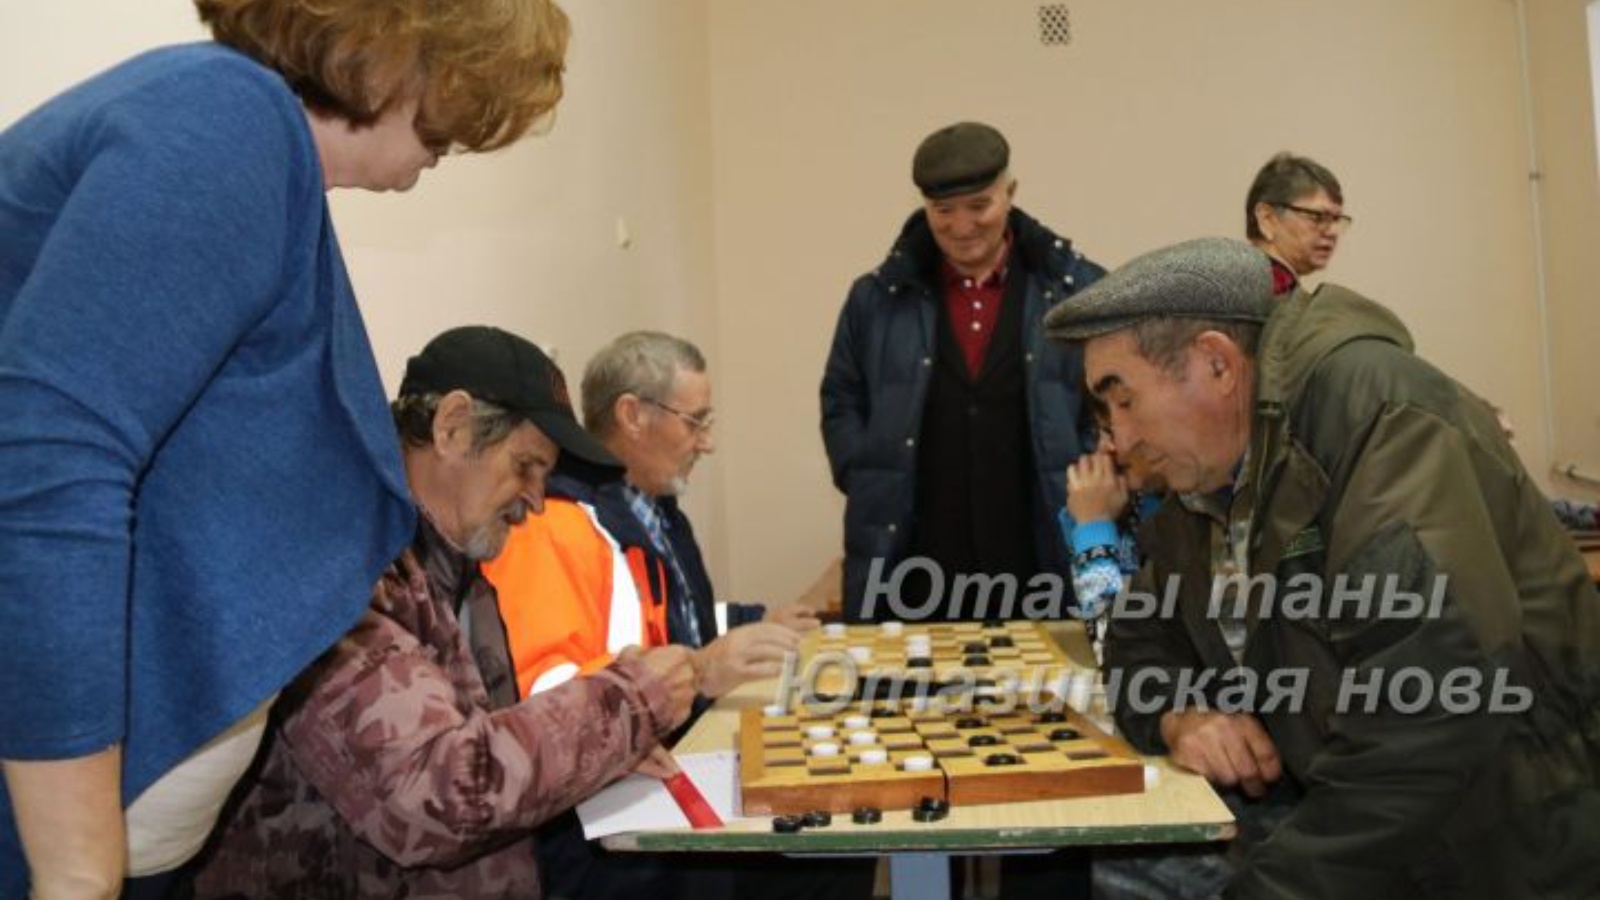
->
xmin=1244 ymin=152 xmax=1352 ymax=294
xmin=483 ymin=331 xmax=862 ymax=900
xmin=487 ymin=331 xmax=817 ymax=705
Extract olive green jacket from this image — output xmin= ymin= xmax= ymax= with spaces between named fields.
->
xmin=1106 ymin=285 xmax=1600 ymax=899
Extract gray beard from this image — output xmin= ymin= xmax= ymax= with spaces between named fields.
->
xmin=463 ymin=501 xmax=527 ymax=560
xmin=462 ymin=522 xmax=507 ymax=561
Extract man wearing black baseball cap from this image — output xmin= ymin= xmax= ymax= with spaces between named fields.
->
xmin=397 ymin=325 xmax=618 ymax=477
xmin=196 ymin=325 xmax=697 ymax=897
xmin=821 ymin=122 xmax=1107 ymax=627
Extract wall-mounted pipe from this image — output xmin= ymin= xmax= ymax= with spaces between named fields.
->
xmin=1513 ymin=0 xmax=1559 ymax=470
xmin=1553 ymin=461 xmax=1600 ymax=488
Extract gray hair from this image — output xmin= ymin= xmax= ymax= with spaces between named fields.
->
xmin=1245 ymin=152 xmax=1343 ymax=241
xmin=581 ymin=331 xmax=707 ymax=437
xmin=1127 ymin=317 xmax=1262 ymax=376
xmin=392 ymin=392 xmax=523 ymax=451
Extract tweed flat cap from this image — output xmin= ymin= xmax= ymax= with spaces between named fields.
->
xmin=1043 ymin=238 xmax=1274 ymax=342
xmin=913 ymin=122 xmax=1009 ymax=199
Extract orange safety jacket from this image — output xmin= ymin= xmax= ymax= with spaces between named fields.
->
xmin=484 ymin=499 xmax=670 ymax=698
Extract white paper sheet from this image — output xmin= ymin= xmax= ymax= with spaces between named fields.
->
xmin=576 ymin=750 xmax=745 ymax=839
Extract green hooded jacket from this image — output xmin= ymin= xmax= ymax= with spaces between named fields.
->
xmin=1106 ymin=285 xmax=1600 ymax=899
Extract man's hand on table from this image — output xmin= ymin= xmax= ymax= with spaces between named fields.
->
xmin=1159 ymin=709 xmax=1282 ymax=798
xmin=765 ymin=602 xmax=820 ymax=634
xmin=631 ymin=745 xmax=682 ymax=780
xmin=691 ymin=623 xmax=801 ymax=699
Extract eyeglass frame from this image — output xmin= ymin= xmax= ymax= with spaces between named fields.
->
xmin=642 ymin=396 xmax=715 ymax=433
xmin=1273 ymin=202 xmax=1353 ymax=233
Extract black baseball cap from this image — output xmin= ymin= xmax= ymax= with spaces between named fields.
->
xmin=399 ymin=326 xmax=619 ymax=469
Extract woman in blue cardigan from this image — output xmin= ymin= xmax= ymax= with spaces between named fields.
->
xmin=0 ymin=1 xmax=571 ymax=896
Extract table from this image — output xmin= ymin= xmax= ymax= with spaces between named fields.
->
xmin=601 ymin=622 xmax=1235 ymax=899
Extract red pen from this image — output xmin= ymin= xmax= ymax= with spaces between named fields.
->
xmin=662 ymin=770 xmax=723 ymax=829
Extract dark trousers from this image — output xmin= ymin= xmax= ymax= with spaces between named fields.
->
xmin=950 ymin=850 xmax=1091 ymax=900
xmin=540 ymin=810 xmax=876 ymax=900
xmin=122 ymin=865 xmax=192 ymax=900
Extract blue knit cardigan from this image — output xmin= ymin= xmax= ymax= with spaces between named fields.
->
xmin=0 ymin=44 xmax=415 ymax=895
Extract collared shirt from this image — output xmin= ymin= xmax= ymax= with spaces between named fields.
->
xmin=1270 ymin=257 xmax=1298 ymax=296
xmin=624 ymin=484 xmax=704 ymax=647
xmin=940 ymin=234 xmax=1012 ymax=376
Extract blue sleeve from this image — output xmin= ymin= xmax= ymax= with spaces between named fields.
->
xmin=1058 ymin=508 xmax=1126 ymax=620
xmin=725 ymin=602 xmax=766 ymax=628
xmin=1071 ymin=520 xmax=1120 ymax=555
xmin=1057 ymin=506 xmax=1120 ymax=550
xmin=1071 ymin=558 xmax=1125 ymax=620
xmin=0 ymin=68 xmax=301 ymax=758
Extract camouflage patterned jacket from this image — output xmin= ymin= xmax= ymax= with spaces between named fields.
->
xmin=193 ymin=516 xmax=678 ymax=898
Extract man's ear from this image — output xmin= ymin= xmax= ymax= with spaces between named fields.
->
xmin=1192 ymin=331 xmax=1247 ymax=394
xmin=614 ymin=393 xmax=648 ymax=438
xmin=431 ymin=389 xmax=477 ymax=458
xmin=1253 ymin=202 xmax=1278 ymax=243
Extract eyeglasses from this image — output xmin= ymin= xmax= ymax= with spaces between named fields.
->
xmin=1275 ymin=203 xmax=1353 ymax=234
xmin=644 ymin=397 xmax=715 ymax=433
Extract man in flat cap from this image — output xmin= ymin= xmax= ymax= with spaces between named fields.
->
xmin=1046 ymin=238 xmax=1600 ymax=899
xmin=195 ymin=326 xmax=697 ymax=898
xmin=821 ymin=121 xmax=1105 ymax=624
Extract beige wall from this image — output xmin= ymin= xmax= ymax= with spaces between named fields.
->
xmin=706 ymin=0 xmax=1553 ymax=601
xmin=1525 ymin=0 xmax=1600 ymax=500
xmin=4 ymin=1 xmax=1591 ymax=603
xmin=0 ymin=0 xmax=728 ymax=545
xmin=328 ymin=0 xmax=727 ymax=542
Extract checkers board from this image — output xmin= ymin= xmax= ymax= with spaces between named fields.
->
xmin=798 ymin=620 xmax=1076 ymax=698
xmin=739 ymin=699 xmax=1144 ymax=815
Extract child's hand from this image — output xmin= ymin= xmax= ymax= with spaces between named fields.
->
xmin=1067 ymin=450 xmax=1129 ymax=523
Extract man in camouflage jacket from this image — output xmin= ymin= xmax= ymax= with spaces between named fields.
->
xmin=193 ymin=327 xmax=697 ymax=898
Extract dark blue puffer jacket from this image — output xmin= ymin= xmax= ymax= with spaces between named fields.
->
xmin=820 ymin=206 xmax=1104 ymax=618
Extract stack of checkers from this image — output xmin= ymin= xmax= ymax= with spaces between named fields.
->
xmin=771 ymin=810 xmax=833 ymax=833
xmin=738 ymin=698 xmax=1144 ymax=816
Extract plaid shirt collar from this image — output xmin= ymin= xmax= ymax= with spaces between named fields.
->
xmin=623 ymin=484 xmax=669 ymax=550
xmin=622 ymin=483 xmax=704 ymax=646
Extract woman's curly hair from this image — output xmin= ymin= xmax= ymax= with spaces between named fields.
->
xmin=196 ymin=0 xmax=569 ymax=153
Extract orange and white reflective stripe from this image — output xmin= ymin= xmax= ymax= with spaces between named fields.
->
xmin=579 ymin=501 xmax=646 ymax=657
xmin=529 ymin=662 xmax=581 ymax=695
xmin=525 ymin=502 xmax=648 ymax=696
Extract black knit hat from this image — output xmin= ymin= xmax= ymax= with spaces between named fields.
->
xmin=400 ymin=326 xmax=618 ymax=468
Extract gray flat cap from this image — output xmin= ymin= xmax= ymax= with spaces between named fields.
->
xmin=913 ymin=122 xmax=1009 ymax=199
xmin=1044 ymin=238 xmax=1274 ymax=342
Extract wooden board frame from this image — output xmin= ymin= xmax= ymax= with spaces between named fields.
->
xmin=739 ymin=698 xmax=1144 ymax=816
